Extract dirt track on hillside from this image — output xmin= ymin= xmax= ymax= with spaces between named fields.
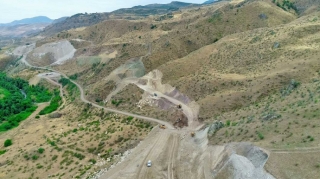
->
xmin=14 ymin=44 xmax=175 ymax=129
xmin=37 ymin=72 xmax=66 ymax=109
xmin=15 ymin=43 xmax=275 ymax=179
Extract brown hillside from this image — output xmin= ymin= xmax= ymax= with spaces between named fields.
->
xmin=157 ymin=11 xmax=320 ymax=120
xmin=33 ymin=0 xmax=300 ymax=126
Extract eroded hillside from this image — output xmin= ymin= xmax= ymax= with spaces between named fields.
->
xmin=1 ymin=0 xmax=320 ymax=179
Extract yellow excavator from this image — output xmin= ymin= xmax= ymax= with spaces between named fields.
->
xmin=159 ymin=125 xmax=166 ymax=129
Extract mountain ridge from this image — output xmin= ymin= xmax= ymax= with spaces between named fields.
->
xmin=42 ymin=1 xmax=200 ymax=35
xmin=0 ymin=16 xmax=53 ymax=27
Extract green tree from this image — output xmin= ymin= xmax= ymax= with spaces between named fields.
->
xmin=4 ymin=139 xmax=12 ymax=147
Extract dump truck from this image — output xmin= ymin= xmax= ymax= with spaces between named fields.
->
xmin=159 ymin=125 xmax=166 ymax=129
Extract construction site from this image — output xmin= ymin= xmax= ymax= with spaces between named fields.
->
xmin=1 ymin=0 xmax=320 ymax=178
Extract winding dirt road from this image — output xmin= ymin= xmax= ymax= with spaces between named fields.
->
xmin=17 ymin=44 xmax=174 ymax=129
xmin=37 ymin=72 xmax=66 ymax=109
xmin=14 ymin=43 xmax=278 ymax=179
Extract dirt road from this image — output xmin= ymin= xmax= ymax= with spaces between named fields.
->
xmin=15 ymin=44 xmax=275 ymax=179
xmin=98 ymin=127 xmax=275 ymax=179
xmin=100 ymin=127 xmax=179 ymax=179
xmin=37 ymin=72 xmax=66 ymax=109
xmin=15 ymin=44 xmax=175 ymax=129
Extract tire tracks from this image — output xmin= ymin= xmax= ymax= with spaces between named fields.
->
xmin=168 ymin=134 xmax=177 ymax=179
xmin=136 ymin=131 xmax=164 ymax=179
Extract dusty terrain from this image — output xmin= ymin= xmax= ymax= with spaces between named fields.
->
xmin=0 ymin=23 xmax=49 ymax=37
xmin=99 ymin=127 xmax=274 ymax=179
xmin=1 ymin=0 xmax=320 ymax=178
xmin=27 ymin=40 xmax=76 ymax=66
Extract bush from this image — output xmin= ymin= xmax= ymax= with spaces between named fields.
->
xmin=69 ymin=74 xmax=78 ymax=80
xmin=111 ymin=99 xmax=122 ymax=107
xmin=52 ymin=155 xmax=58 ymax=161
xmin=89 ymin=159 xmax=96 ymax=164
xmin=39 ymin=90 xmax=62 ymax=115
xmin=74 ymin=153 xmax=85 ymax=160
xmin=257 ymin=132 xmax=264 ymax=140
xmin=226 ymin=120 xmax=231 ymax=127
xmin=32 ymin=155 xmax=39 ymax=160
xmin=0 ymin=150 xmax=6 ymax=155
xmin=150 ymin=24 xmax=157 ymax=29
xmin=4 ymin=139 xmax=12 ymax=147
xmin=38 ymin=148 xmax=45 ymax=154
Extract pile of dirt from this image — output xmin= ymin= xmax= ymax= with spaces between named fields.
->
xmin=171 ymin=109 xmax=188 ymax=128
xmin=27 ymin=40 xmax=76 ymax=66
xmin=12 ymin=44 xmax=35 ymax=57
xmin=178 ymin=128 xmax=275 ymax=179
xmin=214 ymin=143 xmax=274 ymax=179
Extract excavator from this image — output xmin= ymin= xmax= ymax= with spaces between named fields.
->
xmin=159 ymin=125 xmax=166 ymax=129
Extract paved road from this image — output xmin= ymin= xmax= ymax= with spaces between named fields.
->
xmin=17 ymin=44 xmax=175 ymax=129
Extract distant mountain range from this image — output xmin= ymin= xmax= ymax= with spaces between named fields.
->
xmin=0 ymin=16 xmax=69 ymax=38
xmin=203 ymin=0 xmax=220 ymax=4
xmin=42 ymin=1 xmax=199 ymax=35
xmin=0 ymin=16 xmax=53 ymax=27
xmin=0 ymin=0 xmax=221 ymax=37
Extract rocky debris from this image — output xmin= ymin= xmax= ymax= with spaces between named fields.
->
xmin=273 ymin=42 xmax=280 ymax=49
xmin=29 ymin=40 xmax=76 ymax=66
xmin=172 ymin=110 xmax=188 ymax=128
xmin=261 ymin=111 xmax=281 ymax=121
xmin=233 ymin=143 xmax=269 ymax=168
xmin=136 ymin=93 xmax=156 ymax=109
xmin=48 ymin=112 xmax=62 ymax=118
xmin=88 ymin=137 xmax=149 ymax=179
xmin=281 ymin=79 xmax=300 ymax=97
xmin=207 ymin=120 xmax=224 ymax=137
xmin=259 ymin=13 xmax=268 ymax=19
xmin=220 ymin=153 xmax=275 ymax=179
xmin=213 ymin=143 xmax=275 ymax=179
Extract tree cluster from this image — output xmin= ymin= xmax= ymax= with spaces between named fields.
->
xmin=0 ymin=73 xmax=52 ymax=131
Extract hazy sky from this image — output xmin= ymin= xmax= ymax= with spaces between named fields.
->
xmin=0 ymin=0 xmax=205 ymax=23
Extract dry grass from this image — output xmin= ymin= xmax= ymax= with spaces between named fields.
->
xmin=266 ymin=152 xmax=320 ymax=179
xmin=2 ymin=1 xmax=320 ymax=178
xmin=0 ymin=102 xmax=154 ymax=179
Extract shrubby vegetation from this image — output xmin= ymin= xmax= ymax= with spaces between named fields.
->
xmin=69 ymin=73 xmax=78 ymax=80
xmin=0 ymin=150 xmax=6 ymax=155
xmin=39 ymin=89 xmax=62 ymax=115
xmin=38 ymin=148 xmax=45 ymax=154
xmin=272 ymin=0 xmax=298 ymax=12
xmin=111 ymin=99 xmax=122 ymax=107
xmin=0 ymin=73 xmax=52 ymax=131
xmin=59 ymin=77 xmax=78 ymax=101
xmin=4 ymin=139 xmax=12 ymax=147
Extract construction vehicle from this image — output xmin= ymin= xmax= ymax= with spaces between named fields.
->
xmin=159 ymin=125 xmax=166 ymax=129
xmin=177 ymin=104 xmax=182 ymax=109
xmin=191 ymin=132 xmax=195 ymax=137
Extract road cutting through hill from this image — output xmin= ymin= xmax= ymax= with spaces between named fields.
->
xmin=15 ymin=44 xmax=175 ymax=129
xmin=15 ymin=44 xmax=275 ymax=179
